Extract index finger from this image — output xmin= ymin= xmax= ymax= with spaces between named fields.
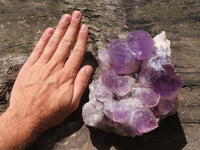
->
xmin=64 ymin=24 xmax=89 ymax=78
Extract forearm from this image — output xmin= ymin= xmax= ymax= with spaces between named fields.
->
xmin=0 ymin=108 xmax=41 ymax=150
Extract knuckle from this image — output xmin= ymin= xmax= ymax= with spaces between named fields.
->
xmin=62 ymin=38 xmax=73 ymax=49
xmin=78 ymin=32 xmax=88 ymax=40
xmin=39 ymin=39 xmax=46 ymax=47
xmin=70 ymin=67 xmax=78 ymax=78
xmin=46 ymin=61 xmax=58 ymax=73
xmin=72 ymin=48 xmax=84 ymax=57
xmin=40 ymin=37 xmax=48 ymax=45
xmin=34 ymin=47 xmax=43 ymax=55
xmin=70 ymin=21 xmax=80 ymax=30
xmin=34 ymin=37 xmax=48 ymax=53
xmin=61 ymin=68 xmax=73 ymax=82
xmin=48 ymin=40 xmax=58 ymax=49
xmin=79 ymin=76 xmax=88 ymax=87
xmin=58 ymin=21 xmax=68 ymax=30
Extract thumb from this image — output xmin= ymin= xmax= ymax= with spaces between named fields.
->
xmin=71 ymin=65 xmax=93 ymax=110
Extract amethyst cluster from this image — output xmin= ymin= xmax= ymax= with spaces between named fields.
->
xmin=82 ymin=31 xmax=182 ymax=137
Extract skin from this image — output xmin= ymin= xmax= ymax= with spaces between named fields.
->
xmin=0 ymin=11 xmax=93 ymax=150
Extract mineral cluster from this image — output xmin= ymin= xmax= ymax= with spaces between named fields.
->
xmin=82 ymin=31 xmax=182 ymax=137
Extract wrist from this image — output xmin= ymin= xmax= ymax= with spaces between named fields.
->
xmin=7 ymin=107 xmax=44 ymax=135
xmin=0 ymin=108 xmax=43 ymax=149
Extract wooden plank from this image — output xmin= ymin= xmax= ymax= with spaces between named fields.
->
xmin=182 ymin=124 xmax=200 ymax=150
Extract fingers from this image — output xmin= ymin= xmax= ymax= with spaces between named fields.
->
xmin=50 ymin=11 xmax=82 ymax=64
xmin=71 ymin=65 xmax=93 ymax=110
xmin=26 ymin=28 xmax=54 ymax=65
xmin=64 ymin=24 xmax=89 ymax=78
xmin=38 ymin=14 xmax=71 ymax=64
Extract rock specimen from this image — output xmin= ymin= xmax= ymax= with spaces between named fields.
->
xmin=82 ymin=31 xmax=182 ymax=137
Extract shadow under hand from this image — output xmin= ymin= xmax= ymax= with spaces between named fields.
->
xmin=89 ymin=113 xmax=187 ymax=150
xmin=26 ymin=52 xmax=98 ymax=150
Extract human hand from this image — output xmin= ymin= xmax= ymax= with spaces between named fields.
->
xmin=7 ymin=11 xmax=92 ymax=132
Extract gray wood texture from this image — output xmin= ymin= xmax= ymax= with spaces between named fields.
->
xmin=0 ymin=0 xmax=199 ymax=149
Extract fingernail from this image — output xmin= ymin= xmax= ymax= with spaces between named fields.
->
xmin=72 ymin=11 xmax=81 ymax=20
xmin=61 ymin=14 xmax=70 ymax=23
xmin=46 ymin=28 xmax=53 ymax=36
xmin=85 ymin=67 xmax=93 ymax=76
xmin=80 ymin=24 xmax=88 ymax=32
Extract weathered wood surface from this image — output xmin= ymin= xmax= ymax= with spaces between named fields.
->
xmin=0 ymin=0 xmax=200 ymax=150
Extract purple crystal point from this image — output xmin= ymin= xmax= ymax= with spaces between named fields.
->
xmin=126 ymin=30 xmax=154 ymax=60
xmin=139 ymin=67 xmax=154 ymax=87
xmin=136 ymin=88 xmax=160 ymax=107
xmin=108 ymin=39 xmax=138 ymax=74
xmin=103 ymin=101 xmax=115 ymax=120
xmin=113 ymin=100 xmax=132 ymax=123
xmin=152 ymin=65 xmax=182 ymax=99
xmin=95 ymin=84 xmax=113 ymax=102
xmin=157 ymin=98 xmax=174 ymax=115
xmin=113 ymin=109 xmax=131 ymax=123
xmin=128 ymin=103 xmax=158 ymax=134
xmin=104 ymin=98 xmax=158 ymax=134
xmin=133 ymin=109 xmax=158 ymax=134
xmin=82 ymin=100 xmax=104 ymax=126
xmin=102 ymin=69 xmax=135 ymax=96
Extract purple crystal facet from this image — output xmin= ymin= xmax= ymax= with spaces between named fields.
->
xmin=102 ymin=69 xmax=135 ymax=96
xmin=113 ymin=100 xmax=132 ymax=123
xmin=136 ymin=88 xmax=160 ymax=107
xmin=151 ymin=65 xmax=182 ymax=99
xmin=157 ymin=98 xmax=174 ymax=115
xmin=139 ymin=67 xmax=154 ymax=87
xmin=126 ymin=30 xmax=154 ymax=60
xmin=82 ymin=31 xmax=182 ymax=137
xmin=108 ymin=39 xmax=138 ymax=74
xmin=129 ymin=107 xmax=158 ymax=134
